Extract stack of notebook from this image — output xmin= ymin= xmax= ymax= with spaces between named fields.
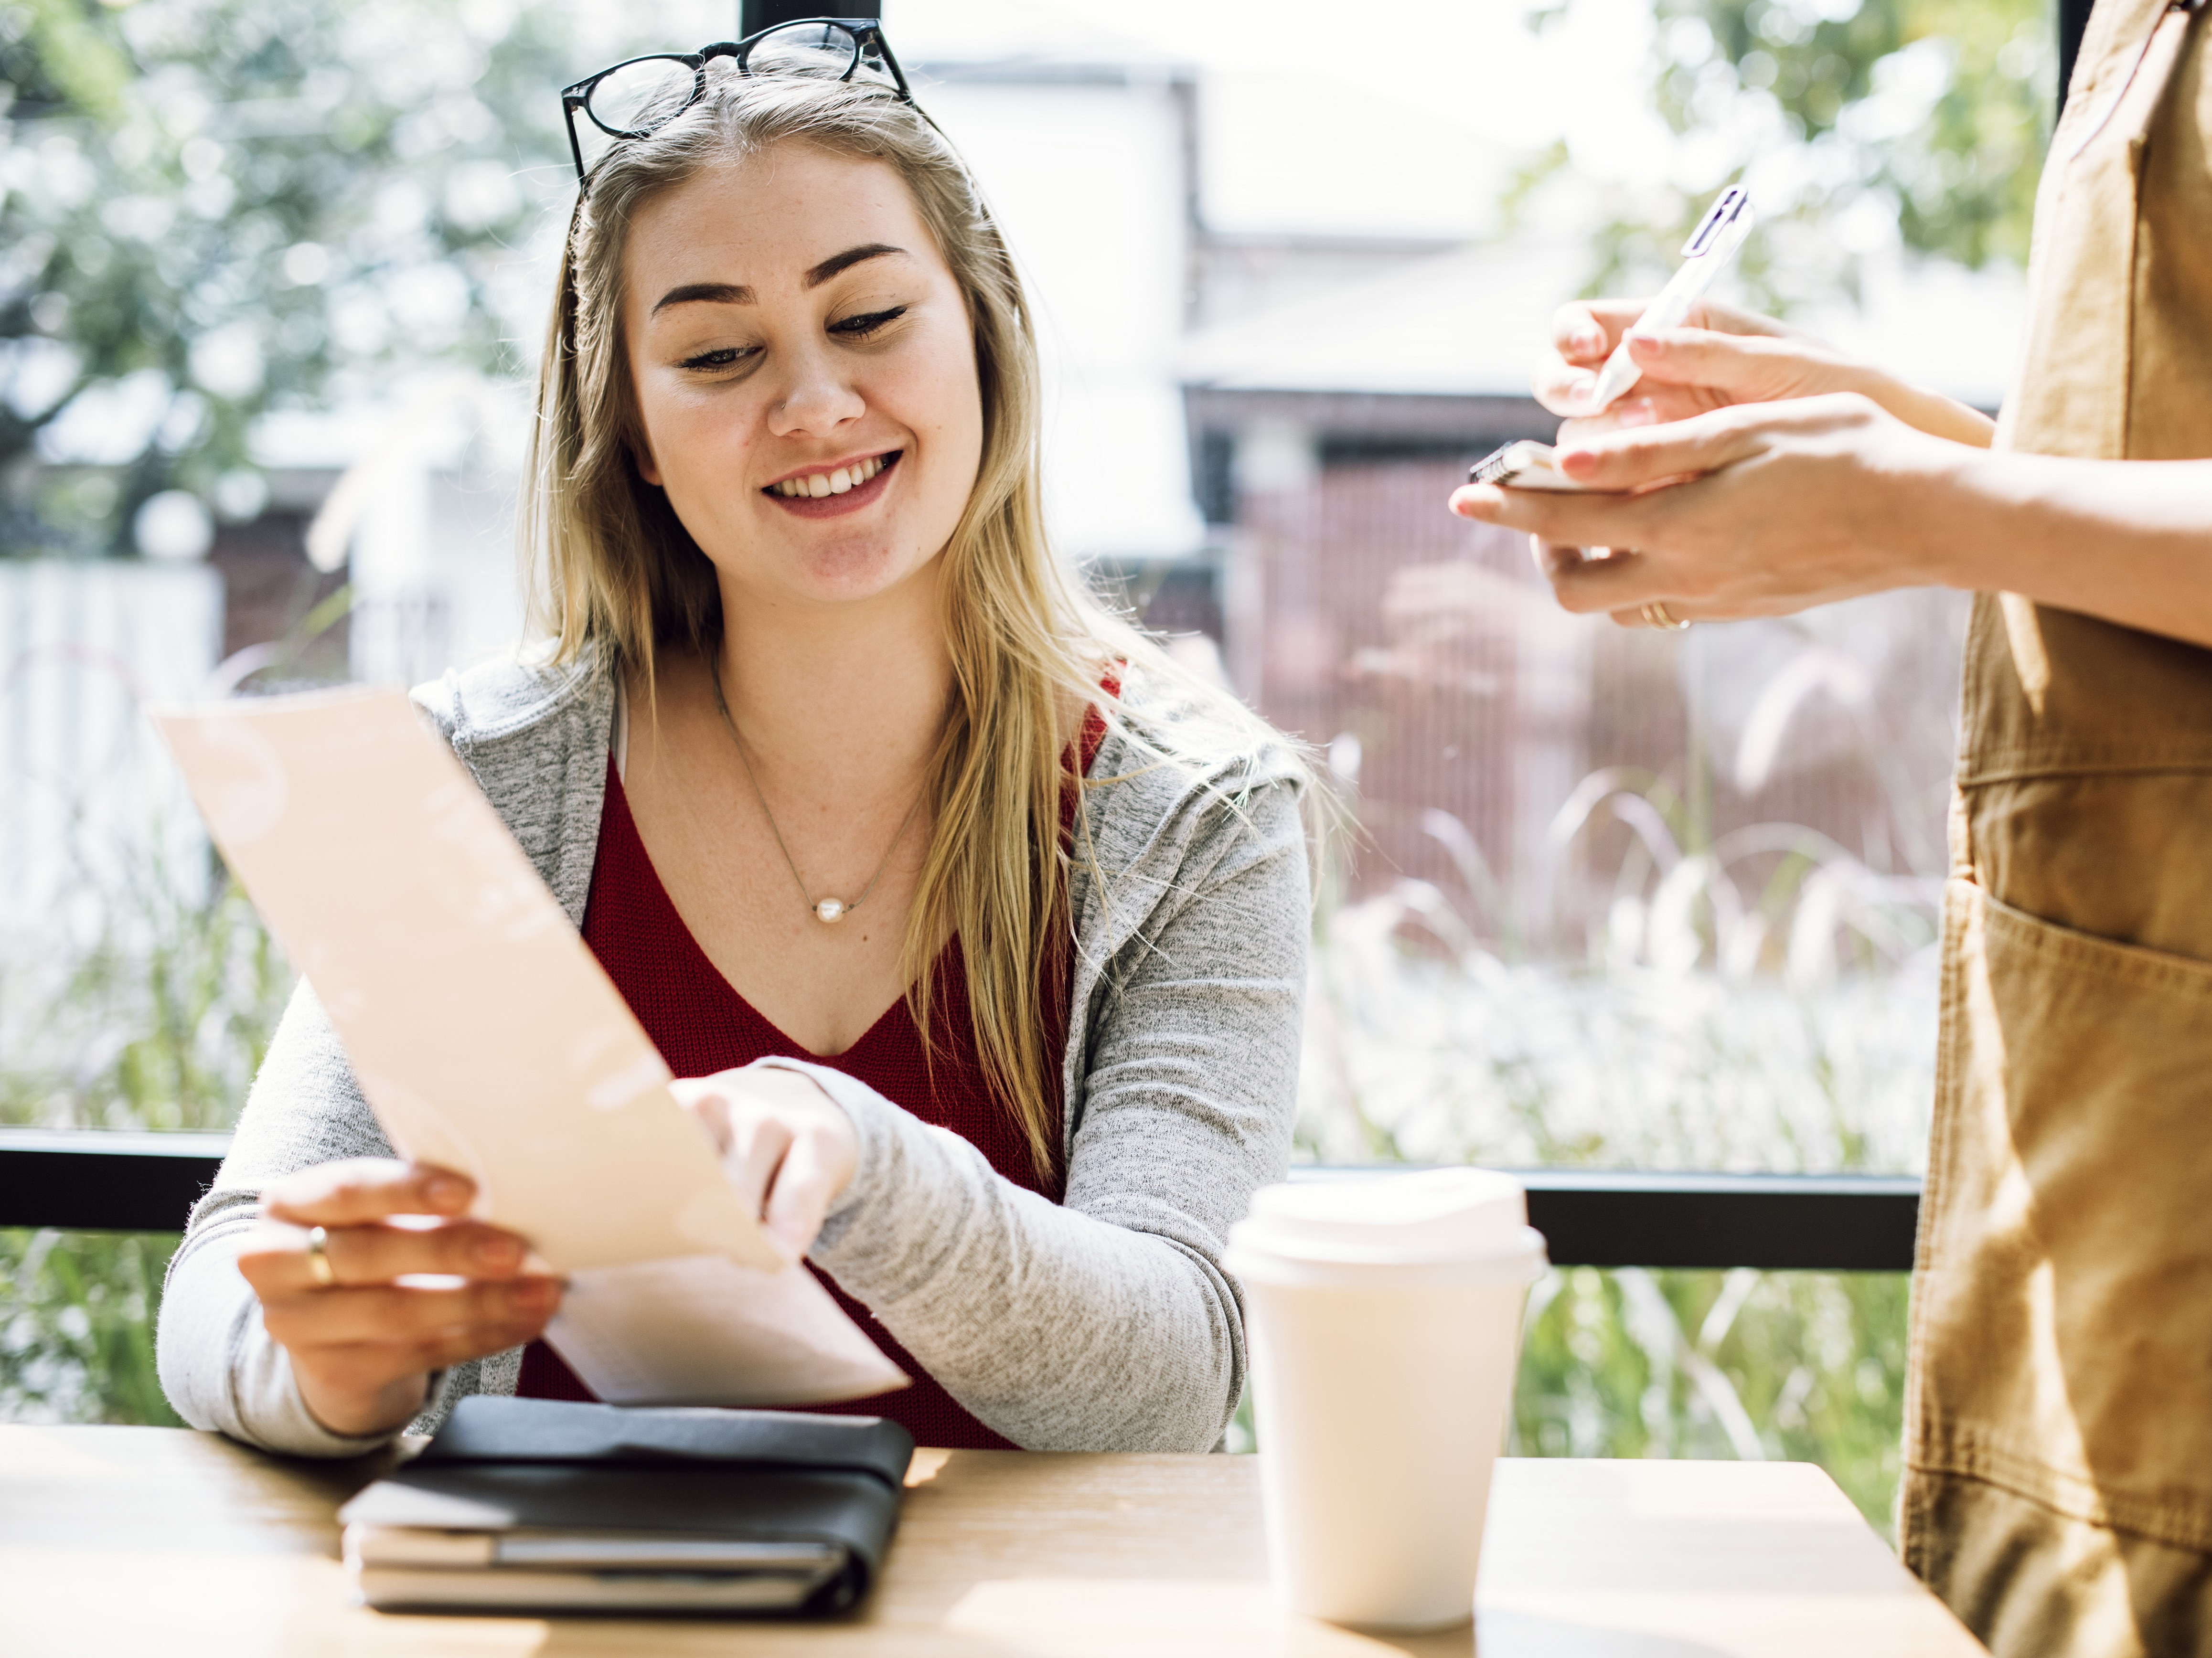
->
xmin=338 ymin=1396 xmax=915 ymax=1614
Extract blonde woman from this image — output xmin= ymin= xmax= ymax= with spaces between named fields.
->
xmin=156 ymin=29 xmax=1310 ymax=1456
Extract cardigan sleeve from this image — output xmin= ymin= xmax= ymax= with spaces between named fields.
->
xmin=791 ymin=771 xmax=1308 ymax=1452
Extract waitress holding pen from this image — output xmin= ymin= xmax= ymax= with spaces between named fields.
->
xmin=1453 ymin=0 xmax=2212 ymax=1652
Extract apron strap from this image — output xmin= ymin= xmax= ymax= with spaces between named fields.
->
xmin=2060 ymin=0 xmax=2208 ymax=161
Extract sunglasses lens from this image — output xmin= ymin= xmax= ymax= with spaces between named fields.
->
xmin=747 ymin=22 xmax=896 ymax=88
xmin=586 ymin=55 xmax=699 ymax=137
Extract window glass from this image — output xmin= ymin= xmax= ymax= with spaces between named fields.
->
xmin=2 ymin=0 xmax=2049 ymax=1508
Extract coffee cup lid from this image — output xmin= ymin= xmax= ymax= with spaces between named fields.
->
xmin=1232 ymin=1167 xmax=1531 ymax=1265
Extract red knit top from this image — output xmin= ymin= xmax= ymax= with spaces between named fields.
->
xmin=517 ymin=716 xmax=1100 ymax=1450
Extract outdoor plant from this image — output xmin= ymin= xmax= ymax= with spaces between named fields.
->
xmin=0 ymin=654 xmax=295 ymax=1426
xmin=0 ymin=805 xmax=291 ymax=1133
xmin=0 ymin=1228 xmax=182 ymax=1427
xmin=1287 ymin=591 xmax=1955 ymax=1536
xmin=1298 ymin=880 xmax=1931 ymax=1536
xmin=1515 ymin=1265 xmax=1909 ymax=1536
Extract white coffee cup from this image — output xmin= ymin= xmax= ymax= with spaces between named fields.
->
xmin=1224 ymin=1167 xmax=1547 ymax=1631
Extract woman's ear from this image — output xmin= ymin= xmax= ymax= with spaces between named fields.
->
xmin=632 ymin=439 xmax=663 ymax=488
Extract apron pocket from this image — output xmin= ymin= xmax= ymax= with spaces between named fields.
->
xmin=1916 ymin=878 xmax=2212 ymax=1553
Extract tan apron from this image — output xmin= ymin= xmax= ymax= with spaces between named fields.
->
xmin=1899 ymin=0 xmax=2212 ymax=1652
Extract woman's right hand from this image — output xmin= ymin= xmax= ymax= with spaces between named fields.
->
xmin=1537 ymin=297 xmax=1995 ymax=449
xmin=236 ymin=1160 xmax=562 ymax=1439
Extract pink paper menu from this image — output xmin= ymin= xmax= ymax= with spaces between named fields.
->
xmin=153 ymin=685 xmax=904 ymax=1406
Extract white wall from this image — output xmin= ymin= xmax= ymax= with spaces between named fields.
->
xmin=928 ymin=76 xmax=1207 ymax=561
xmin=0 ymin=561 xmax=222 ymax=935
xmin=350 ymin=463 xmax=525 ymax=688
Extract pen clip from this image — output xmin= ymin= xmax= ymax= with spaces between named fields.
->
xmin=1681 ymin=187 xmax=1751 ymax=259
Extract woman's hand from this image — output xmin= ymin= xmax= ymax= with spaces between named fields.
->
xmin=670 ymin=1066 xmax=858 ymax=1259
xmin=1537 ymin=297 xmax=1995 ymax=449
xmin=1450 ymin=392 xmax=1971 ymax=625
xmin=236 ymin=1161 xmax=560 ymax=1439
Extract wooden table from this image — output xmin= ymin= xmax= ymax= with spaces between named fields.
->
xmin=0 ymin=1426 xmax=1984 ymax=1657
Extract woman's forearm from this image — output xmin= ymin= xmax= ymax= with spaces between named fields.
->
xmin=793 ymin=1060 xmax=1251 ymax=1454
xmin=1913 ymin=451 xmax=2212 ymax=648
xmin=1852 ymin=367 xmax=1997 ymax=448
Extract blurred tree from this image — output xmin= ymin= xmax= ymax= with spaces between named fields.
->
xmin=1523 ymin=0 xmax=2052 ymax=308
xmin=0 ymin=0 xmax=589 ymax=557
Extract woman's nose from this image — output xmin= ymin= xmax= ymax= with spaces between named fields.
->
xmin=768 ymin=347 xmax=866 ymax=438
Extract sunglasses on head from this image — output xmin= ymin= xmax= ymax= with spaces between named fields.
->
xmin=560 ymin=18 xmax=917 ymax=187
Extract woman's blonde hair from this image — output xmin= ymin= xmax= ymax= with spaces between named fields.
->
xmin=524 ymin=64 xmax=1291 ymax=1178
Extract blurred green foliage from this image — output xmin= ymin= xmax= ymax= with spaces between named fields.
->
xmin=1227 ymin=1264 xmax=1908 ymax=1538
xmin=0 ymin=824 xmax=284 ymax=1426
xmin=1522 ymin=0 xmax=2052 ymax=307
xmin=0 ymin=0 xmax=583 ymax=555
xmin=0 ymin=865 xmax=290 ymax=1131
xmin=1659 ymin=0 xmax=2051 ymax=267
xmin=0 ymin=1228 xmax=182 ymax=1425
xmin=1516 ymin=1266 xmax=1909 ymax=1536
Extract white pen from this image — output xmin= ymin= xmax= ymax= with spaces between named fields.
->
xmin=1582 ymin=186 xmax=1756 ymax=414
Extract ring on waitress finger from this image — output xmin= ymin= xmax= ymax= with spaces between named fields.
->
xmin=1642 ymin=601 xmax=1691 ymax=631
xmin=304 ymin=1225 xmax=337 ymax=1288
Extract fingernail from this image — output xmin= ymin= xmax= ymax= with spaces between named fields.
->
xmin=1614 ymin=398 xmax=1657 ymax=430
xmin=1571 ymin=324 xmax=1604 ymax=356
xmin=1626 ymin=330 xmax=1663 ymax=353
xmin=475 ymin=1234 xmax=521 ymax=1272
xmin=424 ymin=1173 xmax=470 ymax=1209
xmin=1558 ymin=448 xmax=1596 ymax=476
xmin=512 ymin=1279 xmax=558 ymax=1311
xmin=1565 ymin=375 xmax=1595 ymax=409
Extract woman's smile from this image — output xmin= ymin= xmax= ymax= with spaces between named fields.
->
xmin=763 ymin=448 xmax=901 ymax=518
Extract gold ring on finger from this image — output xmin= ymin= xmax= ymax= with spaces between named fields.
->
xmin=1642 ymin=601 xmax=1690 ymax=631
xmin=304 ymin=1225 xmax=337 ymax=1288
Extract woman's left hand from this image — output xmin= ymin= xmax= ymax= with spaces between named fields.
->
xmin=1449 ymin=391 xmax=1959 ymax=626
xmin=669 ymin=1066 xmax=858 ymax=1259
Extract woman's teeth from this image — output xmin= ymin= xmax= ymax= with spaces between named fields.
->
xmin=772 ymin=454 xmax=889 ymax=498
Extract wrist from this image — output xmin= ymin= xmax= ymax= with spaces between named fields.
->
xmin=296 ymin=1365 xmax=427 ymax=1440
xmin=1883 ymin=436 xmax=2002 ymax=592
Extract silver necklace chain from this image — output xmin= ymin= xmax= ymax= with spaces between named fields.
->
xmin=708 ymin=658 xmax=926 ymax=925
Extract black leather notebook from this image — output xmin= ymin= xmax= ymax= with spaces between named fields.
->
xmin=337 ymin=1396 xmax=915 ymax=1615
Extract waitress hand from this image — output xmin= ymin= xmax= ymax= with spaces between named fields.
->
xmin=1449 ymin=391 xmax=1967 ymax=625
xmin=1536 ymin=297 xmax=1995 ymax=448
xmin=237 ymin=1161 xmax=560 ymax=1439
xmin=671 ymin=1066 xmax=858 ymax=1261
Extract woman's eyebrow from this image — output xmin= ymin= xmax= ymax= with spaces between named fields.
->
xmin=805 ymin=243 xmax=906 ymax=287
xmin=648 ymin=245 xmax=906 ymax=317
xmin=652 ymin=282 xmax=754 ymax=316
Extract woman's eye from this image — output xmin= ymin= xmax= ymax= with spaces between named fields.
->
xmin=680 ymin=346 xmax=753 ymax=372
xmin=831 ymin=306 xmax=907 ymax=339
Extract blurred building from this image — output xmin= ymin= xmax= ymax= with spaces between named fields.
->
xmin=1175 ymin=229 xmax=2001 ymax=935
xmin=3 ymin=0 xmax=2022 ymax=961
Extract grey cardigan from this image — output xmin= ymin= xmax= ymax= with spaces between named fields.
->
xmin=155 ymin=657 xmax=1308 ymax=1456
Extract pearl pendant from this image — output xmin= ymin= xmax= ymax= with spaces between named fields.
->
xmin=814 ymin=898 xmax=848 ymax=924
